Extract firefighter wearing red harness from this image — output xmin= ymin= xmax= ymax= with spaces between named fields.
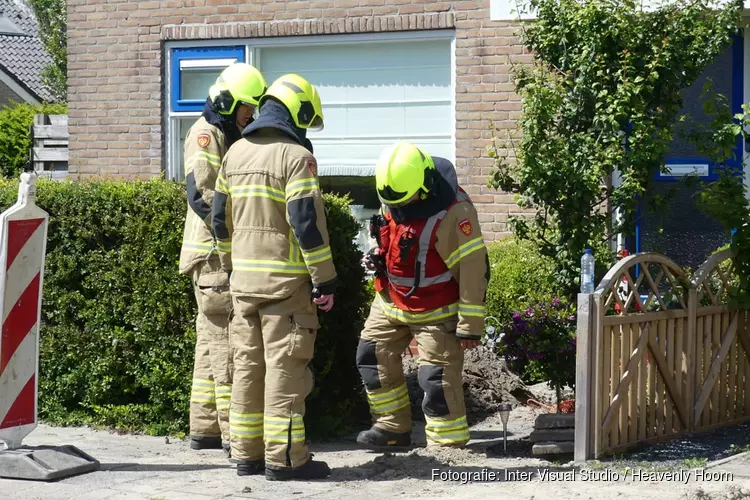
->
xmin=356 ymin=141 xmax=490 ymax=449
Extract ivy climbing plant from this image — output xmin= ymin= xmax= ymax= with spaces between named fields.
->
xmin=488 ymin=0 xmax=743 ymax=301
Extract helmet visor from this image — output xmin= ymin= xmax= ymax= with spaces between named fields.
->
xmin=308 ymin=114 xmax=324 ymax=132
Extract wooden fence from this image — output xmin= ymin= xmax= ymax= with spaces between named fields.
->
xmin=31 ymin=114 xmax=68 ymax=180
xmin=574 ymin=249 xmax=750 ymax=461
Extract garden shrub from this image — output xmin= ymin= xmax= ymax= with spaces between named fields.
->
xmin=0 ymin=178 xmax=369 ymax=437
xmin=0 ymin=101 xmax=68 ymax=179
xmin=494 ymin=298 xmax=577 ymax=408
xmin=484 ymin=237 xmax=559 ymax=326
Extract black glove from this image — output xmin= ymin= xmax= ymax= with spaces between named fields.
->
xmin=456 ymin=332 xmax=481 ymax=341
xmin=312 ymin=280 xmax=336 ymax=297
xmin=363 ymin=247 xmax=386 ymax=274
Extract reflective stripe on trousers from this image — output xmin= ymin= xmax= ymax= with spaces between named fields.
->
xmin=230 ymin=411 xmax=263 ymax=440
xmin=191 ymin=378 xmax=216 ymax=405
xmin=366 ymin=383 xmax=410 ymax=414
xmin=424 ymin=415 xmax=470 ymax=444
xmin=264 ymin=415 xmax=305 ymax=444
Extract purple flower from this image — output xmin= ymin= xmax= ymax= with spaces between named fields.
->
xmin=525 ymin=307 xmax=535 ymax=317
xmin=512 ymin=312 xmax=523 ymax=322
xmin=551 ymin=297 xmax=561 ymax=307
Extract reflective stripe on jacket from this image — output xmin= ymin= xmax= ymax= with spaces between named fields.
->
xmin=211 ymin=128 xmax=337 ymax=299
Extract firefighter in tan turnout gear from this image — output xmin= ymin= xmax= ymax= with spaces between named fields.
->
xmin=211 ymin=73 xmax=336 ymax=480
xmin=178 ymin=62 xmax=267 ymax=454
xmin=357 ymin=141 xmax=489 ymax=450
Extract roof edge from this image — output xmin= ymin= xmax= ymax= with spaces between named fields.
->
xmin=0 ymin=59 xmax=41 ymax=104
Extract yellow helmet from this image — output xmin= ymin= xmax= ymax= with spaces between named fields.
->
xmin=259 ymin=74 xmax=324 ymax=131
xmin=209 ymin=62 xmax=267 ymax=115
xmin=375 ymin=141 xmax=436 ymax=206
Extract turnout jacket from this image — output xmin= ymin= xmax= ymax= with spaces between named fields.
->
xmin=374 ymin=158 xmax=489 ymax=339
xmin=211 ymin=103 xmax=337 ymax=299
xmin=179 ymin=100 xmax=243 ymax=275
xmin=178 ymin=116 xmax=228 ymax=274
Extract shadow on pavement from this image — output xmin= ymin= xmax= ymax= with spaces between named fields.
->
xmin=101 ymin=463 xmax=234 ymax=472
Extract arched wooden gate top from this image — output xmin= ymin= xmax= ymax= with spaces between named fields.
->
xmin=594 ymin=252 xmax=689 ymax=315
xmin=691 ymin=248 xmax=737 ymax=306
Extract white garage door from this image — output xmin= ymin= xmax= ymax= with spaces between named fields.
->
xmin=257 ymin=38 xmax=453 ymax=176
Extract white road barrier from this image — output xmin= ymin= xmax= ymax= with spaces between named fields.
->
xmin=0 ymin=172 xmax=99 ymax=480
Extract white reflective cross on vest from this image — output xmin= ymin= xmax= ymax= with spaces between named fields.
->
xmin=0 ymin=172 xmax=49 ymax=450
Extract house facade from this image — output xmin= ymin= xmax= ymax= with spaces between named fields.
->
xmin=67 ymin=0 xmax=750 ymax=269
xmin=67 ymin=0 xmax=526 ymax=243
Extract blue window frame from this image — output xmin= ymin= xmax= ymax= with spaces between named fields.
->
xmin=654 ymin=34 xmax=744 ymax=183
xmin=170 ymin=46 xmax=246 ymax=113
xmin=631 ymin=34 xmax=744 ymax=268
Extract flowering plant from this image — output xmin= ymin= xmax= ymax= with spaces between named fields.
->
xmin=491 ymin=297 xmax=577 ymax=410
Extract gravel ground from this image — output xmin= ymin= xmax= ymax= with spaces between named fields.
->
xmin=585 ymin=422 xmax=750 ymax=472
xmin=2 ymin=405 xmax=749 ymax=500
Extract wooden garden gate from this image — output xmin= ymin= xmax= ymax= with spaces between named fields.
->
xmin=574 ymin=249 xmax=750 ymax=460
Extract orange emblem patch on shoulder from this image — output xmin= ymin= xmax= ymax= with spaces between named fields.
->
xmin=458 ymin=218 xmax=473 ymax=236
xmin=307 ymin=159 xmax=317 ymax=176
xmin=197 ymin=133 xmax=211 ymax=148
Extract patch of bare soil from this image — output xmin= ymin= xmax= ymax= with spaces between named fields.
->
xmin=402 ymin=345 xmax=535 ymax=425
xmin=682 ymin=486 xmax=750 ymax=500
xmin=330 ymin=445 xmax=511 ymax=482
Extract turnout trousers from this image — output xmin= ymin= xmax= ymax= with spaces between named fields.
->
xmin=229 ymin=282 xmax=318 ymax=469
xmin=189 ymin=257 xmax=234 ymax=446
xmin=356 ymin=297 xmax=470 ymax=446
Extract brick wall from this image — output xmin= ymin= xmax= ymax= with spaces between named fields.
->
xmin=67 ymin=0 xmax=529 ymax=240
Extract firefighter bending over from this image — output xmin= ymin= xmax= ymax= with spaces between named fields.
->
xmin=357 ymin=141 xmax=490 ymax=450
xmin=178 ymin=62 xmax=267 ymax=455
xmin=211 ymin=74 xmax=337 ymax=480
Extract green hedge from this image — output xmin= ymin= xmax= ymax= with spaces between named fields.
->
xmin=0 ymin=178 xmax=369 ymax=437
xmin=0 ymin=101 xmax=68 ymax=179
xmin=485 ymin=237 xmax=559 ymax=325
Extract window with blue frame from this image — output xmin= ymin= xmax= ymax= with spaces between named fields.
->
xmin=170 ymin=46 xmax=246 ymax=112
xmin=634 ymin=35 xmax=744 ymax=271
xmin=166 ymin=46 xmax=246 ymax=181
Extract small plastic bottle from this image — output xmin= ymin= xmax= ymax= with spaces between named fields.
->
xmin=581 ymin=248 xmax=595 ymax=294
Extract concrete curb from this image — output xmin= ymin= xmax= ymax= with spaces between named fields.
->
xmin=705 ymin=451 xmax=749 ymax=469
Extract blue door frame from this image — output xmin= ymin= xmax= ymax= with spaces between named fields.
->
xmin=630 ymin=34 xmax=745 ymax=257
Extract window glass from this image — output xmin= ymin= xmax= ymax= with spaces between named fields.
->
xmin=180 ymin=68 xmax=222 ymax=102
xmin=170 ymin=115 xmax=201 ymax=182
xmin=257 ymin=39 xmax=452 ymax=176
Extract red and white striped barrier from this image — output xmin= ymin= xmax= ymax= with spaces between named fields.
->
xmin=0 ymin=172 xmax=48 ymax=450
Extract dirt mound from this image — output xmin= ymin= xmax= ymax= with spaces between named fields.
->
xmin=403 ymin=346 xmax=535 ymax=425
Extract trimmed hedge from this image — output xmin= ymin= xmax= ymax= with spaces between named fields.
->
xmin=485 ymin=237 xmax=559 ymax=325
xmin=0 ymin=178 xmax=369 ymax=436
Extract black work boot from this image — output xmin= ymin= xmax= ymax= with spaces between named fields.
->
xmin=190 ymin=435 xmax=223 ymax=450
xmin=236 ymin=459 xmax=265 ymax=476
xmin=356 ymin=426 xmax=411 ymax=451
xmin=265 ymin=457 xmax=332 ymax=481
